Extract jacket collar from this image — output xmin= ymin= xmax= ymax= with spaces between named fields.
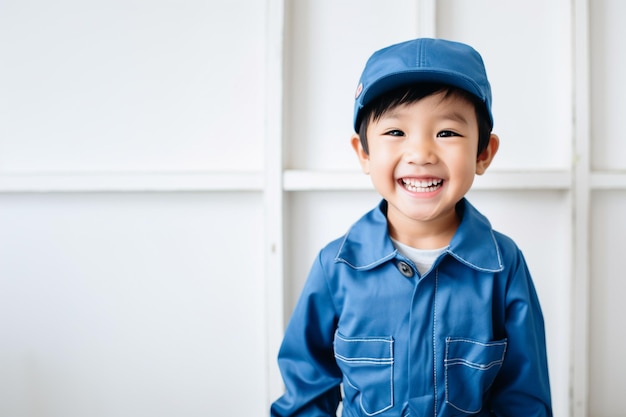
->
xmin=335 ymin=198 xmax=504 ymax=273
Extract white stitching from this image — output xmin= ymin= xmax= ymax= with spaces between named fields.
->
xmin=334 ymin=333 xmax=394 ymax=416
xmin=334 ymin=250 xmax=397 ymax=270
xmin=443 ymin=337 xmax=508 ymax=413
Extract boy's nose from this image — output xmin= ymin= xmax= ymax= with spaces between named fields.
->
xmin=403 ymin=136 xmax=437 ymax=165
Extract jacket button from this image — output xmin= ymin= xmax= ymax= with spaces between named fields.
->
xmin=397 ymin=261 xmax=414 ymax=278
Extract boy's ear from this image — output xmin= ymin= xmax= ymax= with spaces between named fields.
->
xmin=476 ymin=134 xmax=499 ymax=175
xmin=351 ymin=134 xmax=370 ymax=174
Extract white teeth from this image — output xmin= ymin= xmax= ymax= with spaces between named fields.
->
xmin=402 ymin=178 xmax=443 ymax=192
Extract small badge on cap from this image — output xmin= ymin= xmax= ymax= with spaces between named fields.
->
xmin=355 ymin=83 xmax=363 ymax=99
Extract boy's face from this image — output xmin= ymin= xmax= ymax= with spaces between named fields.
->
xmin=351 ymin=91 xmax=498 ymax=247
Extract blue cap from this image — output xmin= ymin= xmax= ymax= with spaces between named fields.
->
xmin=353 ymin=38 xmax=493 ymax=131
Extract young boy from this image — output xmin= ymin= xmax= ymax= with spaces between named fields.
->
xmin=271 ymin=38 xmax=552 ymax=417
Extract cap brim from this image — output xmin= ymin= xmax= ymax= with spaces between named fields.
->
xmin=354 ymin=70 xmax=488 ymax=130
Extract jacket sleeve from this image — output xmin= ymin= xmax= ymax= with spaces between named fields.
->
xmin=270 ymin=253 xmax=342 ymax=417
xmin=489 ymin=250 xmax=553 ymax=416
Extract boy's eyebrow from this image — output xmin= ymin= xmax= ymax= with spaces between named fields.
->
xmin=438 ymin=110 xmax=472 ymax=125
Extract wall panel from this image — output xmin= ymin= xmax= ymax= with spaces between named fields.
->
xmin=590 ymin=0 xmax=626 ymax=171
xmin=0 ymin=193 xmax=266 ymax=416
xmin=0 ymin=0 xmax=266 ymax=173
xmin=589 ymin=192 xmax=626 ymax=416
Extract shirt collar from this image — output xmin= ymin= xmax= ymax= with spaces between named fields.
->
xmin=335 ymin=198 xmax=504 ymax=273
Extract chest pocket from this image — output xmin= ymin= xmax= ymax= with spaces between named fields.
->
xmin=334 ymin=332 xmax=394 ymax=415
xmin=444 ymin=337 xmax=507 ymax=414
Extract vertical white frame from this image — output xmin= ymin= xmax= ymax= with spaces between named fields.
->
xmin=418 ymin=0 xmax=437 ymax=37
xmin=572 ymin=0 xmax=590 ymax=415
xmin=264 ymin=0 xmax=287 ymax=407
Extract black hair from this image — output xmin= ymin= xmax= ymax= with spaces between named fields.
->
xmin=357 ymin=83 xmax=492 ymax=156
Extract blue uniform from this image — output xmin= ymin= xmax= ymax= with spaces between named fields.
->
xmin=271 ymin=199 xmax=552 ymax=417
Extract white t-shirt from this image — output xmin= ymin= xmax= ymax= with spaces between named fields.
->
xmin=391 ymin=238 xmax=447 ymax=275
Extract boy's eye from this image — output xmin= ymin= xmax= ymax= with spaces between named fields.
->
xmin=384 ymin=129 xmax=405 ymax=137
xmin=437 ymin=130 xmax=460 ymax=138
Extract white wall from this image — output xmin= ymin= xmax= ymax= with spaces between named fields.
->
xmin=0 ymin=1 xmax=623 ymax=416
xmin=0 ymin=193 xmax=266 ymax=416
xmin=0 ymin=1 xmax=268 ymax=416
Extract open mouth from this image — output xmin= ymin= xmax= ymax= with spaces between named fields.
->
xmin=401 ymin=178 xmax=443 ymax=193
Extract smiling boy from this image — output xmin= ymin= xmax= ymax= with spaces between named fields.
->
xmin=271 ymin=38 xmax=552 ymax=417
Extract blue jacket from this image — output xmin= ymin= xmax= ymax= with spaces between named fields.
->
xmin=271 ymin=199 xmax=552 ymax=417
